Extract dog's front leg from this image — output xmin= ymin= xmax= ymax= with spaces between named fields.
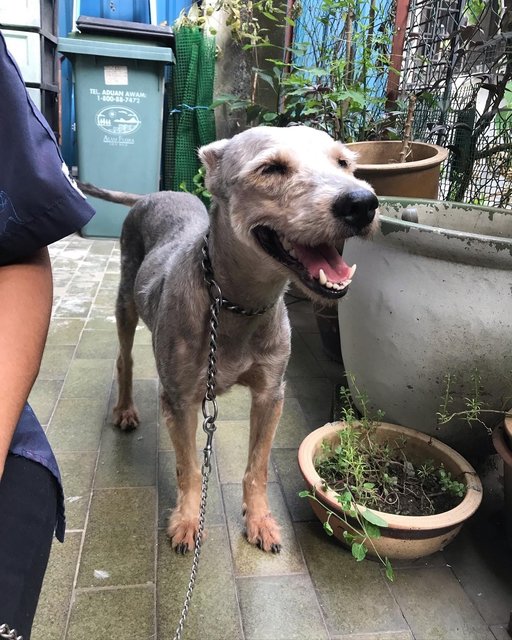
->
xmin=162 ymin=397 xmax=202 ymax=554
xmin=243 ymin=386 xmax=284 ymax=553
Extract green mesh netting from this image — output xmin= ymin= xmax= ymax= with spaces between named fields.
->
xmin=163 ymin=26 xmax=216 ymax=192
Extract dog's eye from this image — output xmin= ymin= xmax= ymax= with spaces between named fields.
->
xmin=337 ymin=158 xmax=349 ymax=168
xmin=261 ymin=162 xmax=288 ymax=176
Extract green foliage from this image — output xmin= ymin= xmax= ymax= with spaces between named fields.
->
xmin=211 ymin=0 xmax=401 ymax=142
xmin=179 ymin=165 xmax=212 ymax=206
xmin=495 ymin=82 xmax=512 ymax=139
xmin=464 ymin=0 xmax=486 ymax=25
xmin=436 ymin=368 xmax=512 ymax=431
xmin=176 ymin=0 xmax=286 ymax=45
xmin=438 ymin=466 xmax=466 ymax=499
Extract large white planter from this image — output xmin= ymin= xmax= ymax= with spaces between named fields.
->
xmin=338 ymin=198 xmax=512 ymax=455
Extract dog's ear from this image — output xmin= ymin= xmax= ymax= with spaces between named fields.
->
xmin=198 ymin=139 xmax=228 ymax=172
xmin=198 ymin=139 xmax=229 ymax=197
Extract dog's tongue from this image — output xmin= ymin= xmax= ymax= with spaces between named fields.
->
xmin=292 ymin=243 xmax=352 ymax=282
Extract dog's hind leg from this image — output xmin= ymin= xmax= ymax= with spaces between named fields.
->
xmin=243 ymin=385 xmax=285 ymax=553
xmin=113 ymin=235 xmax=142 ymax=430
xmin=161 ymin=395 xmax=202 ymax=553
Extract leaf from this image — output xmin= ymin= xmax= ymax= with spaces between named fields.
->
xmin=298 ymin=490 xmax=310 ymax=498
xmin=351 ymin=542 xmax=367 ymax=561
xmin=343 ymin=531 xmax=355 ymax=545
xmin=385 ymin=558 xmax=395 ymax=582
xmin=256 ymin=71 xmax=277 ymax=90
xmin=336 ymin=89 xmax=367 ymax=106
xmin=362 ymin=509 xmax=388 ymax=528
xmin=210 ymin=93 xmax=243 ymax=106
xmin=363 ymin=522 xmax=381 ymax=539
xmin=262 ymin=112 xmax=279 ymax=122
xmin=363 ymin=482 xmax=375 ymax=490
xmin=323 ymin=521 xmax=334 ymax=536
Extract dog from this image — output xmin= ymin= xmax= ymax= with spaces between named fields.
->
xmin=78 ymin=125 xmax=379 ymax=554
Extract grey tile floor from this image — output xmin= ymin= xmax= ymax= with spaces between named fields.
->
xmin=29 ymin=234 xmax=512 ymax=640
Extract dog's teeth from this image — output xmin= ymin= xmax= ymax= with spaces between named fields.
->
xmin=340 ymin=279 xmax=352 ymax=289
xmin=332 ymin=283 xmax=340 ymax=290
xmin=319 ymin=269 xmax=327 ymax=286
xmin=289 ymin=248 xmax=296 ymax=258
xmin=349 ymin=264 xmax=357 ymax=279
xmin=325 ymin=281 xmax=333 ymax=289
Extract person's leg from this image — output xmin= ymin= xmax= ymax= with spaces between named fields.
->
xmin=0 ymin=454 xmax=58 ymax=639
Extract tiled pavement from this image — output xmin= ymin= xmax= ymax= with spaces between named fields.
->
xmin=29 ymin=234 xmax=512 ymax=640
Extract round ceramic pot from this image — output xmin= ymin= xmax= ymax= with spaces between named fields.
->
xmin=345 ymin=141 xmax=449 ymax=199
xmin=338 ymin=198 xmax=512 ymax=456
xmin=298 ymin=421 xmax=483 ymax=560
xmin=492 ymin=420 xmax=512 ymax=546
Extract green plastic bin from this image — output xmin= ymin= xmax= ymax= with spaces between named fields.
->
xmin=58 ymin=34 xmax=175 ymax=237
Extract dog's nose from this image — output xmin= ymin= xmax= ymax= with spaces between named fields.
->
xmin=332 ymin=189 xmax=379 ymax=228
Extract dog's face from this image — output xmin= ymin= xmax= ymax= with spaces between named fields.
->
xmin=199 ymin=126 xmax=379 ymax=302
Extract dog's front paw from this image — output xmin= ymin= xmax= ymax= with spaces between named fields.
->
xmin=245 ymin=510 xmax=282 ymax=553
xmin=113 ymin=405 xmax=140 ymax=431
xmin=167 ymin=509 xmax=200 ymax=554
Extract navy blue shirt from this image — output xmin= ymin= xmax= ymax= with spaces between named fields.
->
xmin=1 ymin=32 xmax=95 ymax=541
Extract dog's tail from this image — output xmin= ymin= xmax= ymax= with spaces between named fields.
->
xmin=76 ymin=180 xmax=143 ymax=207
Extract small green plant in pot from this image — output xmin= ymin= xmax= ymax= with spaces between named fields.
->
xmin=297 ymin=378 xmax=483 ymax=579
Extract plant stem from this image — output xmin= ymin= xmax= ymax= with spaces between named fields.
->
xmin=399 ymin=94 xmax=417 ymax=162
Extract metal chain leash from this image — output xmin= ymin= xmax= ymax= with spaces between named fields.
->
xmin=172 ymin=238 xmax=223 ymax=640
xmin=0 ymin=625 xmax=23 ymax=640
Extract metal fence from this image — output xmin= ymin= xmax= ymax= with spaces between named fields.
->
xmin=399 ymin=0 xmax=512 ymax=208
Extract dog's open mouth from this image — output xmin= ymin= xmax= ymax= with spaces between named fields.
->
xmin=252 ymin=226 xmax=356 ymax=299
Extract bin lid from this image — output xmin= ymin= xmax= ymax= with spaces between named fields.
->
xmin=75 ymin=16 xmax=175 ymax=48
xmin=58 ymin=33 xmax=175 ymax=63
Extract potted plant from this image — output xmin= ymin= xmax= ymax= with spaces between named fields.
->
xmin=298 ymin=383 xmax=483 ymax=578
xmin=338 ymin=197 xmax=512 ymax=456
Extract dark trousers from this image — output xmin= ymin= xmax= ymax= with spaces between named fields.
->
xmin=0 ymin=454 xmax=58 ymax=639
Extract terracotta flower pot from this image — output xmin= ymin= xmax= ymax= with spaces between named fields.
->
xmin=492 ymin=417 xmax=512 ymax=546
xmin=345 ymin=141 xmax=449 ymax=199
xmin=298 ymin=421 xmax=483 ymax=560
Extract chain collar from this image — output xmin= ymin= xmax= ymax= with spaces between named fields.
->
xmin=201 ymin=234 xmax=276 ymax=317
xmin=0 ymin=625 xmax=23 ymax=640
